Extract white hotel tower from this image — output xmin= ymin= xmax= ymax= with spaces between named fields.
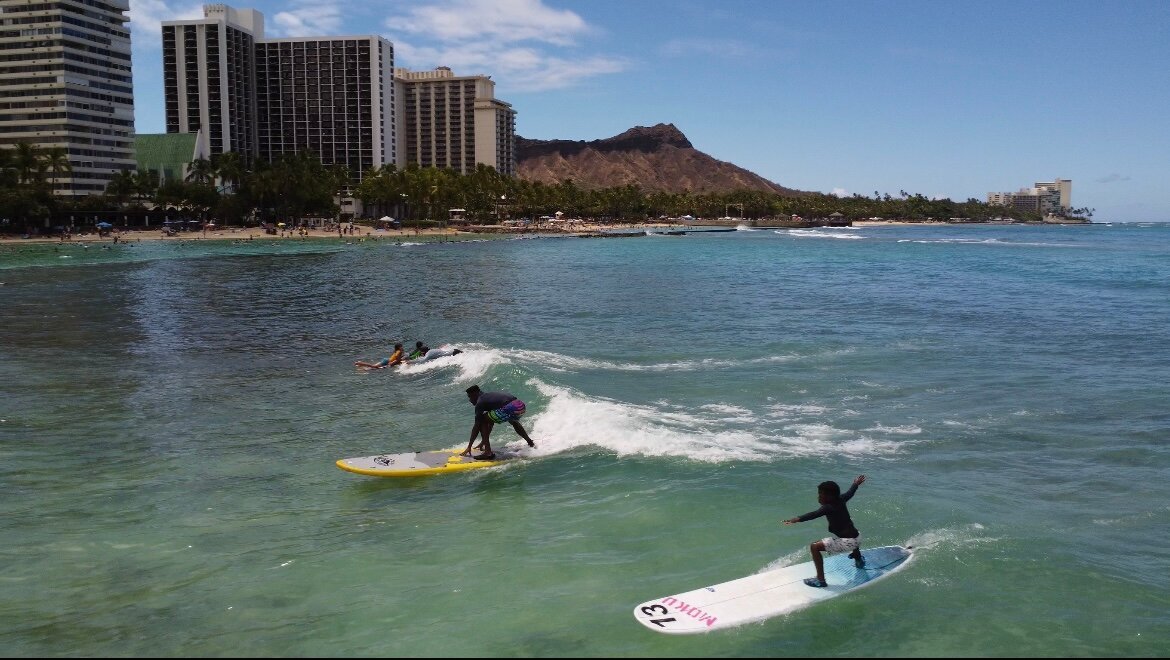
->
xmin=162 ymin=4 xmax=397 ymax=180
xmin=162 ymin=5 xmax=516 ymax=184
xmin=0 ymin=0 xmax=136 ymax=194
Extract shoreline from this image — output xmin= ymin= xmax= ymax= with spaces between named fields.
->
xmin=0 ymin=222 xmax=675 ymax=245
xmin=0 ymin=219 xmax=1101 ymax=245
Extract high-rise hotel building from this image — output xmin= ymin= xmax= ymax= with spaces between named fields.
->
xmin=162 ymin=4 xmax=396 ymax=182
xmin=0 ymin=0 xmax=136 ymax=194
xmin=395 ymin=66 xmax=515 ymax=176
xmin=162 ymin=5 xmax=515 ymax=184
xmin=161 ymin=4 xmax=260 ymax=165
xmin=254 ymin=36 xmax=395 ymax=180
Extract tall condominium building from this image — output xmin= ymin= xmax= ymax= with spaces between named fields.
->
xmin=255 ymin=36 xmax=395 ymax=181
xmin=395 ymin=66 xmax=515 ymax=175
xmin=162 ymin=4 xmax=397 ymax=182
xmin=161 ymin=4 xmax=260 ymax=165
xmin=0 ymin=0 xmax=136 ymax=194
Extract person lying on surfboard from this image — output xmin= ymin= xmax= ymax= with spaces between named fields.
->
xmin=354 ymin=343 xmax=405 ymax=369
xmin=406 ymin=341 xmax=430 ymax=360
xmin=783 ymin=474 xmax=867 ymax=587
xmin=405 ymin=344 xmax=463 ymax=362
xmin=461 ymin=384 xmax=536 ymax=460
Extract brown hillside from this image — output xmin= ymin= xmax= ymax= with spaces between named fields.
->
xmin=515 ymin=123 xmax=808 ymax=195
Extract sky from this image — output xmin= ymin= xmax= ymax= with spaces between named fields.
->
xmin=126 ymin=0 xmax=1170 ymax=222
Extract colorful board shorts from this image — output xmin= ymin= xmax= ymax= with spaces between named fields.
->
xmin=486 ymin=399 xmax=526 ymax=423
xmin=821 ymin=536 xmax=860 ymax=554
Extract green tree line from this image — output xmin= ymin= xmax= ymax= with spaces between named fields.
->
xmin=2 ymin=142 xmax=1092 ymax=232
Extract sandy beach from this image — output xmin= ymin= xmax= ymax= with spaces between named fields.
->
xmin=0 ymin=221 xmax=672 ymax=245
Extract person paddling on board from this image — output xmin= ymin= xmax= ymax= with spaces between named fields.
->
xmin=354 ymin=343 xmax=405 ymax=369
xmin=406 ymin=341 xmax=430 ymax=360
xmin=783 ymin=474 xmax=867 ymax=587
xmin=461 ymin=384 xmax=536 ymax=460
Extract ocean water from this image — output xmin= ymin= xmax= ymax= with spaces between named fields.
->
xmin=1 ymin=223 xmax=1168 ymax=657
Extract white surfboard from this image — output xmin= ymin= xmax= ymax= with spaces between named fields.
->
xmin=633 ymin=545 xmax=913 ymax=634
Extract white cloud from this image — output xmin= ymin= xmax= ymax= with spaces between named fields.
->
xmin=387 ymin=0 xmax=589 ymax=46
xmin=1096 ymin=173 xmax=1131 ymax=184
xmin=831 ymin=187 xmax=849 ymax=197
xmin=660 ymin=38 xmax=765 ymax=60
xmin=271 ymin=1 xmax=344 ymax=38
xmin=394 ymin=41 xmax=624 ymax=92
xmin=385 ymin=0 xmax=626 ymax=91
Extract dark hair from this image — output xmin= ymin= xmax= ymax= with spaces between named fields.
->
xmin=465 ymin=385 xmax=481 ymax=395
xmin=416 ymin=341 xmax=424 ymax=347
xmin=394 ymin=343 xmax=403 ymax=349
xmin=817 ymin=480 xmax=841 ymax=501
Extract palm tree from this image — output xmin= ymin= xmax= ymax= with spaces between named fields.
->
xmin=212 ymin=151 xmax=245 ymax=194
xmin=12 ymin=142 xmax=41 ymax=186
xmin=185 ymin=157 xmax=216 ymax=185
xmin=132 ymin=170 xmax=157 ymax=206
xmin=42 ymin=146 xmax=72 ymax=190
xmin=0 ymin=147 xmax=15 ymax=188
xmin=105 ymin=170 xmax=135 ymax=207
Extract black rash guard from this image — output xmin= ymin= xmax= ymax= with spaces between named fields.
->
xmin=795 ymin=483 xmax=860 ymax=538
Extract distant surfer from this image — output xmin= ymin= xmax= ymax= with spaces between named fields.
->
xmin=783 ymin=474 xmax=867 ymax=587
xmin=461 ymin=384 xmax=536 ymax=460
xmin=408 ymin=345 xmax=463 ymax=362
xmin=406 ymin=341 xmax=430 ymax=360
xmin=354 ymin=343 xmax=404 ymax=369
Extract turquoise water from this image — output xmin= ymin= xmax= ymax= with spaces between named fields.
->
xmin=2 ymin=224 xmax=1168 ymax=656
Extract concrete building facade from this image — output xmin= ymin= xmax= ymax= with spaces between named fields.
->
xmin=988 ymin=178 xmax=1072 ymax=215
xmin=0 ymin=0 xmax=136 ymax=194
xmin=162 ymin=5 xmax=396 ymax=182
xmin=395 ymin=66 xmax=515 ymax=175
xmin=255 ymin=35 xmax=395 ymax=182
xmin=161 ymin=4 xmax=260 ymax=165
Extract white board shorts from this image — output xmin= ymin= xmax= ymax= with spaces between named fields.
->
xmin=821 ymin=536 xmax=860 ymax=554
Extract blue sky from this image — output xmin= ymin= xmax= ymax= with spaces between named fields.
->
xmin=127 ymin=0 xmax=1170 ymax=222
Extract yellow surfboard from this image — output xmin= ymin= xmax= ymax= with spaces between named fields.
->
xmin=336 ymin=448 xmax=515 ymax=477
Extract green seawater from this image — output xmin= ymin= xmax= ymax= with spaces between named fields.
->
xmin=1 ymin=224 xmax=1168 ymax=656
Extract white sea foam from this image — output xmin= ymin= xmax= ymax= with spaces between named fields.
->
xmin=497 ymin=346 xmax=803 ymax=373
xmin=863 ymin=423 xmax=922 ymax=435
xmin=391 ymin=343 xmax=501 ymax=382
xmin=904 ymin=523 xmax=993 ymax=551
xmin=736 ymin=225 xmax=758 ymax=231
xmin=414 ymin=345 xmax=915 ymax=463
xmin=782 ymin=229 xmax=865 ymax=240
xmin=759 ymin=547 xmax=810 ymax=572
xmin=765 ymin=403 xmax=829 ymax=419
xmin=514 ymin=381 xmax=911 ymax=464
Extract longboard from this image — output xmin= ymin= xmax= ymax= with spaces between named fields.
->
xmin=633 ymin=545 xmax=913 ymax=634
xmin=336 ymin=448 xmax=515 ymax=477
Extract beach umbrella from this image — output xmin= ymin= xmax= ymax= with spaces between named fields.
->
xmin=277 ymin=222 xmax=287 ymax=227
xmin=96 ymin=221 xmax=113 ymax=228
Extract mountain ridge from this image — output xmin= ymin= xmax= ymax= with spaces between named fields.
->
xmin=515 ymin=123 xmax=809 ymax=196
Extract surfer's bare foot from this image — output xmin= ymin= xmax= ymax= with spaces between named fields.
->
xmin=526 ymin=440 xmax=535 ymax=448
xmin=473 ymin=453 xmax=496 ymax=461
xmin=803 ymin=577 xmax=827 ymax=588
